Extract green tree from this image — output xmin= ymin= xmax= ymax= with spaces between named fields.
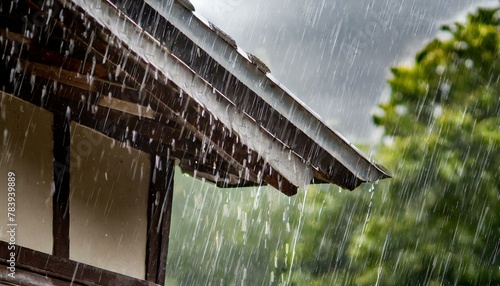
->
xmin=285 ymin=7 xmax=500 ymax=285
xmin=167 ymin=169 xmax=297 ymax=286
xmin=364 ymin=8 xmax=499 ymax=285
xmin=278 ymin=185 xmax=379 ymax=285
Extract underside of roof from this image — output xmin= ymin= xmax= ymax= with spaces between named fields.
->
xmin=0 ymin=0 xmax=390 ymax=196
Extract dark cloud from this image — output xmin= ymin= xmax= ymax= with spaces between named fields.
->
xmin=192 ymin=0 xmax=498 ymax=142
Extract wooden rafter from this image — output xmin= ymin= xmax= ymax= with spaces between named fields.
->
xmin=67 ymin=0 xmax=306 ymax=193
xmin=0 ymin=1 xmax=300 ymax=194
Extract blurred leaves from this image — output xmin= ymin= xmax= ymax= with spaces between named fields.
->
xmin=166 ymin=7 xmax=500 ymax=286
xmin=287 ymin=7 xmax=500 ymax=286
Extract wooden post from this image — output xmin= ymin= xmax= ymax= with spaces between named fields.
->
xmin=52 ymin=114 xmax=70 ymax=258
xmin=146 ymin=155 xmax=174 ymax=285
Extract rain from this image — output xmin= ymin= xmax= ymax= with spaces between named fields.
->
xmin=0 ymin=0 xmax=499 ymax=285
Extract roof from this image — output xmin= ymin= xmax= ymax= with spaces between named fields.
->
xmin=4 ymin=0 xmax=390 ymax=196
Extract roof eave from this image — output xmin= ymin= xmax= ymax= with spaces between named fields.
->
xmin=145 ymin=0 xmax=391 ymax=183
xmin=70 ymin=0 xmax=314 ymax=193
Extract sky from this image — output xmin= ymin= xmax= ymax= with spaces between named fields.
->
xmin=190 ymin=0 xmax=498 ymax=143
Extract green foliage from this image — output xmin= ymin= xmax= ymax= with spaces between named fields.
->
xmin=287 ymin=7 xmax=500 ymax=285
xmin=167 ymin=169 xmax=301 ymax=285
xmin=277 ymin=185 xmax=377 ymax=285
xmin=166 ymin=7 xmax=500 ymax=286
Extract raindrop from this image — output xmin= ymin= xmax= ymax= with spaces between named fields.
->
xmin=40 ymin=85 xmax=48 ymax=105
xmin=132 ymin=130 xmax=137 ymax=142
xmin=65 ymin=105 xmax=71 ymax=122
xmin=30 ymin=74 xmax=36 ymax=92
xmin=2 ymin=129 xmax=7 ymax=147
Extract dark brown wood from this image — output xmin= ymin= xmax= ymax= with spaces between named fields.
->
xmin=158 ymin=160 xmax=174 ymax=284
xmin=2 ymin=1 xmax=299 ymax=194
xmin=109 ymin=0 xmax=364 ymax=190
xmin=0 ymin=241 xmax=159 ymax=286
xmin=145 ymin=155 xmax=165 ymax=282
xmin=2 ymin=0 xmax=304 ymax=196
xmin=3 ymin=81 xmax=258 ymax=191
xmin=0 ymin=267 xmax=84 ymax=286
xmin=52 ymin=110 xmax=71 ymax=259
xmin=146 ymin=158 xmax=174 ymax=285
xmin=61 ymin=0 xmax=300 ymax=194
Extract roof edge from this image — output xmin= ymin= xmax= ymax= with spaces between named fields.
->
xmin=69 ymin=0 xmax=315 ymax=190
xmin=145 ymin=0 xmax=391 ymax=183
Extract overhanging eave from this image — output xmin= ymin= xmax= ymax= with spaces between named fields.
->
xmin=69 ymin=0 xmax=314 ymax=192
xmin=145 ymin=0 xmax=391 ymax=183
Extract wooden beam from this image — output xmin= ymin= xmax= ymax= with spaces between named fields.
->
xmin=36 ymin=0 xmax=297 ymax=194
xmin=21 ymin=60 xmax=97 ymax=92
xmin=146 ymin=158 xmax=174 ymax=285
xmin=145 ymin=0 xmax=390 ymax=185
xmin=4 ymin=83 xmax=257 ymax=190
xmin=2 ymin=0 xmax=301 ymax=195
xmin=9 ymin=41 xmax=268 ymax=188
xmin=52 ymin=111 xmax=70 ymax=259
xmin=98 ymin=96 xmax=157 ymax=120
xmin=158 ymin=160 xmax=174 ymax=284
xmin=0 ymin=267 xmax=84 ymax=286
xmin=71 ymin=0 xmax=310 ymax=192
xmin=0 ymin=241 xmax=158 ymax=286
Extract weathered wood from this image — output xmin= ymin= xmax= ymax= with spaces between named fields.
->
xmin=146 ymin=158 xmax=174 ymax=285
xmin=98 ymin=96 xmax=157 ymax=119
xmin=0 ymin=29 xmax=32 ymax=44
xmin=157 ymin=160 xmax=174 ymax=284
xmin=52 ymin=109 xmax=71 ymax=259
xmin=3 ymin=0 xmax=301 ymax=195
xmin=3 ymin=84 xmax=258 ymax=189
xmin=21 ymin=60 xmax=97 ymax=92
xmin=0 ymin=267 xmax=83 ymax=286
xmin=0 ymin=241 xmax=159 ymax=286
xmin=145 ymin=156 xmax=166 ymax=283
xmin=63 ymin=0 xmax=299 ymax=194
xmin=99 ymin=6 xmax=291 ymax=190
xmin=12 ymin=74 xmax=256 ymax=188
xmin=113 ymin=0 xmax=372 ymax=189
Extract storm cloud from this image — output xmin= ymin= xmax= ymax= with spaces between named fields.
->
xmin=191 ymin=0 xmax=498 ymax=142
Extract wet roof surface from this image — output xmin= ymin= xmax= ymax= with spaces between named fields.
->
xmin=1 ymin=0 xmax=390 ymax=195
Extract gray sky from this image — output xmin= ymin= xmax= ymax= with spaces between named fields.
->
xmin=191 ymin=0 xmax=498 ymax=143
